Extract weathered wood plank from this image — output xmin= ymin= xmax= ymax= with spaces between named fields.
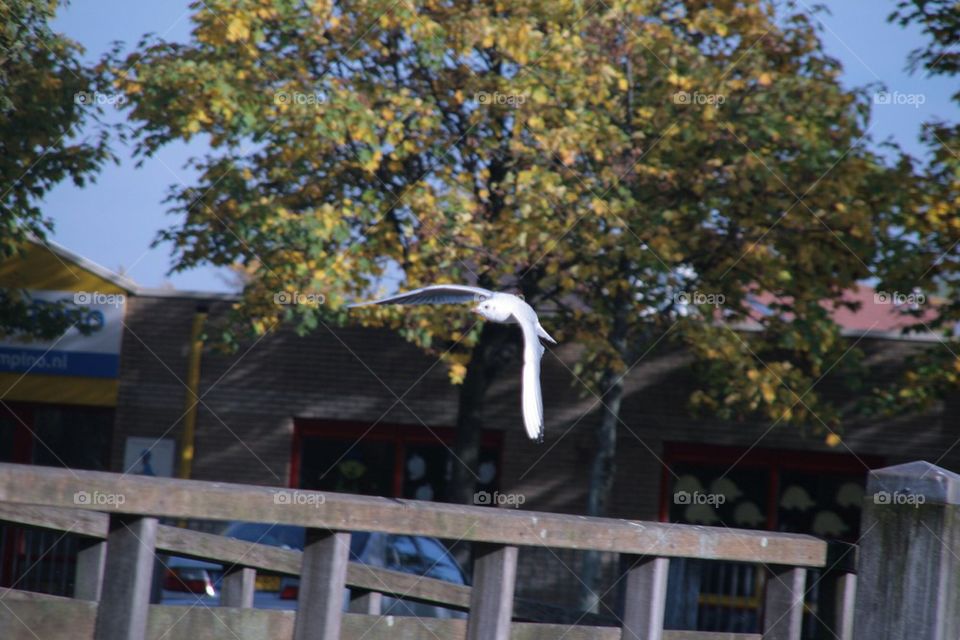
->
xmin=149 ymin=606 xmax=296 ymax=640
xmin=293 ymin=529 xmax=351 ymax=640
xmin=0 ymin=464 xmax=826 ymax=566
xmin=0 ymin=587 xmax=75 ymax=602
xmin=0 ymin=598 xmax=761 ymax=640
xmin=467 ymin=543 xmax=518 ymax=640
xmin=94 ymin=515 xmax=158 ymax=640
xmin=220 ymin=566 xmax=256 ymax=608
xmin=0 ymin=501 xmax=105 ymax=536
xmin=663 ymin=635 xmax=760 ymax=640
xmin=0 ymin=596 xmax=96 ymax=640
xmin=158 ymin=523 xmax=300 ymax=572
xmin=621 ymin=556 xmax=669 ymax=640
xmin=762 ymin=566 xmax=805 ymax=640
xmin=75 ymin=538 xmax=106 ymax=601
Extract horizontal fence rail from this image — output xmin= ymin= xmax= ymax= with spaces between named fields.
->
xmin=0 ymin=464 xmax=826 ymax=566
xmin=0 ymin=462 xmax=840 ymax=640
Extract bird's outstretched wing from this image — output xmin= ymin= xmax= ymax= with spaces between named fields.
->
xmin=349 ymin=285 xmax=494 ymax=308
xmin=515 ymin=311 xmax=545 ymax=442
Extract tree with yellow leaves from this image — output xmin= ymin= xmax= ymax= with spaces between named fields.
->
xmin=116 ymin=2 xmax=916 ymax=583
xmin=550 ymin=1 xmax=909 ymax=610
xmin=118 ymin=0 xmax=611 ymax=506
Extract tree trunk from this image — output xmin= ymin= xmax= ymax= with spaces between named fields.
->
xmin=446 ymin=322 xmax=514 ymax=506
xmin=579 ymin=290 xmax=630 ymax=613
xmin=579 ymin=367 xmax=625 ymax=613
xmin=580 ymin=38 xmax=637 ymax=614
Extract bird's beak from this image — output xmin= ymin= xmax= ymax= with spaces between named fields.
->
xmin=472 ymin=306 xmax=482 ymax=315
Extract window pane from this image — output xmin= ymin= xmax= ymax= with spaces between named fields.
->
xmin=299 ymin=438 xmax=395 ymax=496
xmin=777 ymin=470 xmax=864 ymax=541
xmin=668 ymin=463 xmax=768 ymax=529
xmin=401 ymin=443 xmax=499 ymax=502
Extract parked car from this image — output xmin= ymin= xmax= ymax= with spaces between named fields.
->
xmin=161 ymin=522 xmax=468 ymax=618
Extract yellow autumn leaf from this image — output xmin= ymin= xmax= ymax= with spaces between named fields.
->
xmin=448 ymin=362 xmax=467 ymax=384
xmin=532 ymin=87 xmax=550 ymax=104
xmin=760 ymin=382 xmax=776 ymax=403
xmin=226 ymin=16 xmax=250 ymax=42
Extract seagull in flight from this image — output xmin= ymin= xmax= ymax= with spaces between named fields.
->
xmin=351 ymin=285 xmax=557 ymax=442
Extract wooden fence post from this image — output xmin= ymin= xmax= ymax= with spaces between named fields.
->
xmin=816 ymin=541 xmax=856 ymax=640
xmin=620 ymin=555 xmax=669 ymax=640
xmin=348 ymin=589 xmax=383 ymax=615
xmin=834 ymin=571 xmax=856 ymax=640
xmin=93 ymin=515 xmax=158 ymax=640
xmin=853 ymin=461 xmax=960 ymax=640
xmin=74 ymin=538 xmax=106 ymax=601
xmin=466 ymin=543 xmax=518 ymax=640
xmin=293 ymin=529 xmax=351 ymax=640
xmin=220 ymin=566 xmax=256 ymax=608
xmin=763 ymin=565 xmax=805 ymax=640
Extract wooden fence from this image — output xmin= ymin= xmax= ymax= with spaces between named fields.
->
xmin=4 ymin=459 xmax=937 ymax=640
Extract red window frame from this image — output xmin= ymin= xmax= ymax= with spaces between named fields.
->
xmin=290 ymin=419 xmax=503 ymax=496
xmin=658 ymin=442 xmax=885 ymax=526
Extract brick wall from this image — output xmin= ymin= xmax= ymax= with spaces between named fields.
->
xmin=114 ymin=293 xmax=960 ymax=612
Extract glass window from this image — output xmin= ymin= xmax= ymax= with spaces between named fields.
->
xmin=294 ymin=421 xmax=503 ymax=501
xmin=299 ymin=439 xmax=396 ymax=496
xmin=661 ymin=445 xmax=874 ymax=639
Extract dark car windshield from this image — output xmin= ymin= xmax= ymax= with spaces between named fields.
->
xmin=386 ymin=535 xmax=465 ymax=584
xmin=222 ymin=522 xmax=463 ymax=584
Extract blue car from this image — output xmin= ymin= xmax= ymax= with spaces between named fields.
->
xmin=161 ymin=522 xmax=468 ymax=618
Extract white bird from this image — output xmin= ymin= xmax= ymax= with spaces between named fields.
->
xmin=350 ymin=285 xmax=557 ymax=442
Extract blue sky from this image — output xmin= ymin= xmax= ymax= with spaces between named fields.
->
xmin=43 ymin=0 xmax=960 ymax=293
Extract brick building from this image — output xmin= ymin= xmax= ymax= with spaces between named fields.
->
xmin=114 ymin=288 xmax=955 ymax=630
xmin=2 ymin=242 xmax=957 ymax=635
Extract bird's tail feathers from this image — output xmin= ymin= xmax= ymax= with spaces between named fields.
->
xmin=522 ymin=384 xmax=544 ymax=441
